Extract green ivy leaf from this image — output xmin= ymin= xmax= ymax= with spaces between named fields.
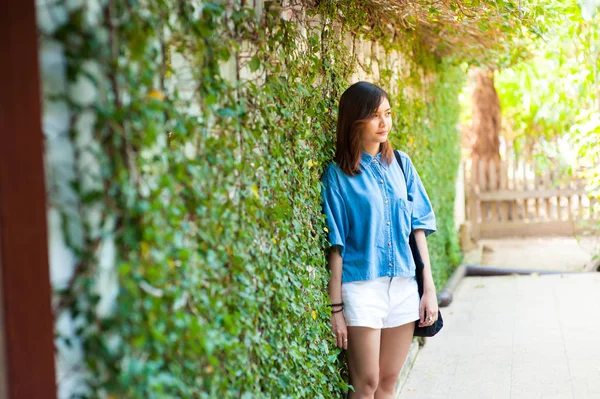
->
xmin=249 ymin=55 xmax=261 ymax=72
xmin=217 ymin=107 xmax=236 ymax=117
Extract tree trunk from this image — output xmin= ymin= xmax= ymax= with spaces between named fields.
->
xmin=470 ymin=68 xmax=502 ymax=189
xmin=471 ymin=68 xmax=501 ymax=162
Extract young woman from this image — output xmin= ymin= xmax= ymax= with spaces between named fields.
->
xmin=321 ymin=81 xmax=439 ymax=399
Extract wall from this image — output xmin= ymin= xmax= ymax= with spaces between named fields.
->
xmin=38 ymin=0 xmax=463 ymax=397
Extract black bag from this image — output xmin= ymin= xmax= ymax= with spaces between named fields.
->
xmin=394 ymin=151 xmax=443 ymax=337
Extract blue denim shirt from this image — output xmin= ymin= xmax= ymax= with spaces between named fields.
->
xmin=321 ymin=150 xmax=436 ymax=283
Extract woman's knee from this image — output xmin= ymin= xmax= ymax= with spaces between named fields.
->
xmin=377 ymin=373 xmax=399 ymax=394
xmin=354 ymin=373 xmax=379 ymax=395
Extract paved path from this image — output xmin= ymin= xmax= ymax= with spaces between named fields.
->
xmin=399 ymin=273 xmax=600 ymax=399
xmin=480 ymin=237 xmax=599 ymax=272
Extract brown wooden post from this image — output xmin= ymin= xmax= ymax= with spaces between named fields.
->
xmin=488 ymin=158 xmax=498 ymax=221
xmin=533 ymin=162 xmax=540 ymax=221
xmin=556 ymin=164 xmax=564 ymax=222
xmin=0 ymin=1 xmax=57 ymax=398
xmin=512 ymin=154 xmax=519 ymax=220
xmin=577 ymin=177 xmax=585 ymax=220
xmin=478 ymin=158 xmax=487 ymax=222
xmin=499 ymin=159 xmax=508 ymax=221
xmin=469 ymin=158 xmax=481 ymax=241
xmin=522 ymin=158 xmax=530 ymax=221
xmin=543 ymin=168 xmax=552 ymax=221
xmin=567 ymin=174 xmax=574 ymax=221
xmin=548 ymin=168 xmax=556 ymax=221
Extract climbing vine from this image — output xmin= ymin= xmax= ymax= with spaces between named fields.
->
xmin=42 ymin=0 xmax=532 ymax=397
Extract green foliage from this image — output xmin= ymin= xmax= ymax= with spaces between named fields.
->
xmin=495 ymin=0 xmax=600 ymax=184
xmin=393 ymin=62 xmax=466 ymax=286
xmin=495 ymin=1 xmax=589 ymax=144
xmin=47 ymin=1 xmax=465 ymax=397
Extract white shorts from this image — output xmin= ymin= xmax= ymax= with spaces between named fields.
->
xmin=342 ymin=276 xmax=420 ymax=329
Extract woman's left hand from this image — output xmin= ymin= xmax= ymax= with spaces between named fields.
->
xmin=418 ymin=290 xmax=438 ymax=328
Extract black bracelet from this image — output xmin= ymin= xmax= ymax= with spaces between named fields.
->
xmin=332 ymin=308 xmax=343 ymax=314
xmin=327 ymin=302 xmax=343 ymax=307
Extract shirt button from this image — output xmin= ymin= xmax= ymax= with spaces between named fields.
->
xmin=380 ymin=179 xmax=384 ymax=183
xmin=385 ymin=200 xmax=389 ymax=204
xmin=388 ymin=242 xmax=392 ymax=246
xmin=386 ymin=221 xmax=391 ymax=225
xmin=389 ymin=263 xmax=393 ymax=267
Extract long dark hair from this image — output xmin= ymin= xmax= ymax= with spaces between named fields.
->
xmin=335 ymin=81 xmax=394 ymax=176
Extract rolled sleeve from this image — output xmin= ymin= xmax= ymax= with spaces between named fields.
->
xmin=321 ymin=169 xmax=348 ymax=255
xmin=406 ymin=157 xmax=437 ymax=237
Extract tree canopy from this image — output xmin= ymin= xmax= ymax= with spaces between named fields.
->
xmin=494 ymin=0 xmax=600 ymax=194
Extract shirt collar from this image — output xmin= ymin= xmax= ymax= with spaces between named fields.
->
xmin=360 ymin=150 xmax=388 ymax=169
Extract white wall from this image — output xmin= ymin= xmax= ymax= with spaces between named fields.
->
xmin=38 ymin=0 xmax=116 ymax=397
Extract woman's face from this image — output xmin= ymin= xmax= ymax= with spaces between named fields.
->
xmin=361 ymin=97 xmax=392 ymax=150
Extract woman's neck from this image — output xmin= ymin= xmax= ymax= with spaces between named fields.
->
xmin=363 ymin=143 xmax=380 ymax=157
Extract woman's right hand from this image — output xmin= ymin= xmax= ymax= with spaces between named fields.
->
xmin=330 ymin=311 xmax=348 ymax=350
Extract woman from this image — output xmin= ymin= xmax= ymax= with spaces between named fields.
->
xmin=321 ymin=81 xmax=439 ymax=399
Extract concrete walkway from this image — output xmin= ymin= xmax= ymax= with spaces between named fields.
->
xmin=480 ymin=237 xmax=599 ymax=272
xmin=399 ymin=273 xmax=600 ymax=399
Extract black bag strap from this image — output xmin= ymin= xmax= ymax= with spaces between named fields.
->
xmin=394 ymin=150 xmax=405 ymax=176
xmin=393 ymin=150 xmax=411 ymax=201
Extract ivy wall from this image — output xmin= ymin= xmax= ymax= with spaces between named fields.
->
xmin=39 ymin=0 xmax=463 ymax=397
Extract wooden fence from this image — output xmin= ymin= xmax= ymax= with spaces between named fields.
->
xmin=466 ymin=156 xmax=598 ymax=239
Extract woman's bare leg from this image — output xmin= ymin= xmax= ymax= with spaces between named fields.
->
xmin=374 ymin=322 xmax=415 ymax=399
xmin=347 ymin=327 xmax=381 ymax=399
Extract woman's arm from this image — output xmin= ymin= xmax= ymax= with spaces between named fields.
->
xmin=414 ymin=229 xmax=438 ymax=326
xmin=327 ymin=246 xmax=343 ymax=303
xmin=414 ymin=229 xmax=436 ymax=294
xmin=327 ymin=247 xmax=347 ymax=349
